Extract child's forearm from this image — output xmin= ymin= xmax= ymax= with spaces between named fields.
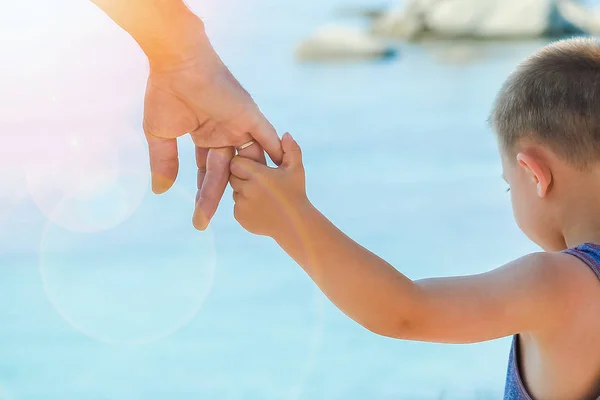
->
xmin=273 ymin=202 xmax=421 ymax=337
xmin=230 ymin=142 xmax=567 ymax=344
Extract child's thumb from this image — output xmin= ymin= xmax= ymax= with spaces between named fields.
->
xmin=282 ymin=133 xmax=302 ymax=169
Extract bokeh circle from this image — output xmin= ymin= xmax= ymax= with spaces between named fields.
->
xmin=0 ymin=384 xmax=16 ymax=400
xmin=39 ymin=186 xmax=217 ymax=345
xmin=0 ymin=132 xmax=28 ymax=227
xmin=25 ymin=122 xmax=148 ymax=233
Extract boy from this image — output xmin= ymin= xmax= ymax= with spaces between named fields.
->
xmin=229 ymin=38 xmax=600 ymax=399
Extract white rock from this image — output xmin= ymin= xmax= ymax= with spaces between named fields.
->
xmin=557 ymin=0 xmax=600 ymax=33
xmin=372 ymin=0 xmax=583 ymax=39
xmin=296 ymin=25 xmax=396 ymax=61
xmin=426 ymin=0 xmax=550 ymax=38
xmin=371 ymin=5 xmax=425 ymax=39
xmin=335 ymin=5 xmax=388 ymax=19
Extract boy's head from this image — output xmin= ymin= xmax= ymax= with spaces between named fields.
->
xmin=491 ymin=38 xmax=600 ymax=251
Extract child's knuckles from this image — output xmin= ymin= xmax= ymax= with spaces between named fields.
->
xmin=229 ymin=160 xmax=242 ymax=176
xmin=233 ymin=206 xmax=243 ymax=223
xmin=244 ymin=185 xmax=257 ymax=199
xmin=231 ymin=182 xmax=245 ymax=196
xmin=244 ymin=188 xmax=260 ymax=200
xmin=231 ymin=157 xmax=254 ymax=176
xmin=248 ymin=168 xmax=264 ymax=181
xmin=232 ymin=191 xmax=243 ymax=203
xmin=256 ymin=173 xmax=274 ymax=188
xmin=233 ymin=204 xmax=248 ymax=224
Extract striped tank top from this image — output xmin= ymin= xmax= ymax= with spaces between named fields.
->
xmin=504 ymin=243 xmax=600 ymax=399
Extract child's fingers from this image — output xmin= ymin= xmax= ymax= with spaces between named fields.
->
xmin=229 ymin=176 xmax=245 ymax=193
xmin=230 ymin=156 xmax=263 ymax=180
xmin=281 ymin=133 xmax=303 ymax=169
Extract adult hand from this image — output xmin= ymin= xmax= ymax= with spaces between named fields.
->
xmin=143 ymin=30 xmax=282 ymax=230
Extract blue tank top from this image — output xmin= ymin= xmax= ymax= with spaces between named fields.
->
xmin=504 ymin=243 xmax=600 ymax=400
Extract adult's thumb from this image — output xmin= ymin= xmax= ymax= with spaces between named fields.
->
xmin=282 ymin=133 xmax=302 ymax=169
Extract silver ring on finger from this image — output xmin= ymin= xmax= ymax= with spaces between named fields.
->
xmin=236 ymin=140 xmax=256 ymax=152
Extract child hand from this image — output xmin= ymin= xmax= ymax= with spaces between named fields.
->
xmin=229 ymin=133 xmax=309 ymax=237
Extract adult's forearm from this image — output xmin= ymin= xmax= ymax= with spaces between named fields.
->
xmin=273 ymin=203 xmax=421 ymax=337
xmin=90 ymin=0 xmax=208 ymax=66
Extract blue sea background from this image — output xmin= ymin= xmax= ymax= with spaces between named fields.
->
xmin=0 ymin=0 xmax=565 ymax=398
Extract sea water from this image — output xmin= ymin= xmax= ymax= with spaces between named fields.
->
xmin=0 ymin=0 xmax=551 ymax=398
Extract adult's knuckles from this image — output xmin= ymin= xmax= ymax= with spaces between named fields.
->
xmin=143 ymin=119 xmax=183 ymax=140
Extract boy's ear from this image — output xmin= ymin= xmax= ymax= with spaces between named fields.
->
xmin=516 ymin=151 xmax=552 ymax=197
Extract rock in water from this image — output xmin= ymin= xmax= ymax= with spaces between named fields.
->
xmin=372 ymin=2 xmax=428 ymax=40
xmin=426 ymin=0 xmax=550 ymax=38
xmin=556 ymin=0 xmax=600 ymax=34
xmin=295 ymin=25 xmax=397 ymax=62
xmin=335 ymin=5 xmax=389 ymax=19
xmin=372 ymin=0 xmax=586 ymax=40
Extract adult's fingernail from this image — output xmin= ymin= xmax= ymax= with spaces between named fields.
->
xmin=152 ymin=174 xmax=173 ymax=194
xmin=192 ymin=205 xmax=210 ymax=231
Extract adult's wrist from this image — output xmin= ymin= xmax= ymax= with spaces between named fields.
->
xmin=142 ymin=12 xmax=212 ymax=72
xmin=92 ymin=0 xmax=211 ymax=70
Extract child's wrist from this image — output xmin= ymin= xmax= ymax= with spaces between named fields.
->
xmin=271 ymin=198 xmax=315 ymax=242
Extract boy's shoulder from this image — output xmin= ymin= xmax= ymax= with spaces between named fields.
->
xmin=515 ymin=250 xmax=600 ymax=326
xmin=512 ymin=250 xmax=600 ymax=400
xmin=515 ymin=251 xmax=598 ymax=292
xmin=520 ymin=250 xmax=599 ymax=282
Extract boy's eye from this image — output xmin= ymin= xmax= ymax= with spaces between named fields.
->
xmin=506 ymin=188 xmax=511 ymax=193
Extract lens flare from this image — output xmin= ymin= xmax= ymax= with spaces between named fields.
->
xmin=0 ymin=385 xmax=16 ymax=400
xmin=25 ymin=123 xmax=148 ymax=233
xmin=39 ymin=187 xmax=216 ymax=345
xmin=286 ymin=289 xmax=325 ymax=400
xmin=227 ymin=160 xmax=327 ymax=399
xmin=0 ymin=131 xmax=28 ymax=226
xmin=0 ymin=186 xmax=23 ymax=228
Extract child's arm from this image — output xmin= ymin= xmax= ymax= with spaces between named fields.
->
xmin=270 ymin=203 xmax=566 ymax=343
xmin=229 ymin=134 xmax=585 ymax=343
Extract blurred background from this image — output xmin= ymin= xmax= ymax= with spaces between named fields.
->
xmin=0 ymin=0 xmax=593 ymax=398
